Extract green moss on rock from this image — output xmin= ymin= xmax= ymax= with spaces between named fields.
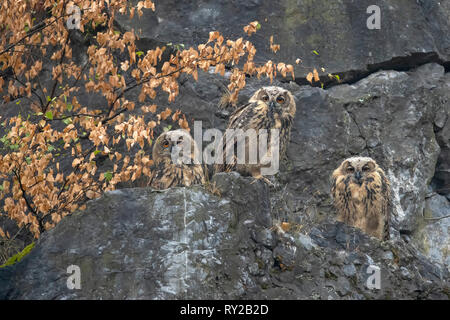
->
xmin=0 ymin=242 xmax=35 ymax=268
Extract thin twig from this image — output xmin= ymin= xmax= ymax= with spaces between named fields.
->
xmin=424 ymin=214 xmax=450 ymax=222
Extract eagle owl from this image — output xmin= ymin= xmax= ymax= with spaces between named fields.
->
xmin=148 ymin=129 xmax=205 ymax=189
xmin=214 ymin=86 xmax=296 ymax=181
xmin=331 ymin=157 xmax=391 ymax=240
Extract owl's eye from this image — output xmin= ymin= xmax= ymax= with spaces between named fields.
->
xmin=362 ymin=165 xmax=370 ymax=172
xmin=347 ymin=167 xmax=355 ymax=173
xmin=162 ymin=140 xmax=170 ymax=148
xmin=276 ymin=96 xmax=285 ymax=104
xmin=262 ymin=95 xmax=269 ymax=102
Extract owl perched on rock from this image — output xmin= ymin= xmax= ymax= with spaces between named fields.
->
xmin=148 ymin=129 xmax=205 ymax=190
xmin=331 ymin=157 xmax=391 ymax=240
xmin=214 ymin=86 xmax=296 ymax=182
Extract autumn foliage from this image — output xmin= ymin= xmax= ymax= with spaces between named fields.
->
xmin=0 ymin=0 xmax=297 ymax=240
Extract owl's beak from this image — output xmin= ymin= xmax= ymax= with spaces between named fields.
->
xmin=270 ymin=101 xmax=283 ymax=113
xmin=269 ymin=101 xmax=276 ymax=109
xmin=354 ymin=171 xmax=362 ymax=184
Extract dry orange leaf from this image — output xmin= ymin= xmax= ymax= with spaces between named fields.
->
xmin=269 ymin=35 xmax=280 ymax=53
xmin=178 ymin=117 xmax=190 ymax=131
xmin=159 ymin=108 xmax=172 ymax=120
xmin=72 ymin=158 xmax=82 ymax=167
xmin=172 ymin=110 xmax=181 ymax=121
xmin=313 ymin=68 xmax=320 ymax=82
xmin=148 ymin=121 xmax=157 ymax=129
xmin=243 ymin=21 xmax=260 ymax=36
xmin=281 ymin=222 xmax=291 ymax=232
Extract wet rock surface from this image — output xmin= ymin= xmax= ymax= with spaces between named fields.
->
xmin=0 ymin=62 xmax=449 ymax=299
xmin=114 ymin=0 xmax=450 ymax=83
xmin=1 ymin=1 xmax=450 ymax=299
xmin=0 ymin=173 xmax=448 ymax=299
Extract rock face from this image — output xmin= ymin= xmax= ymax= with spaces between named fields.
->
xmin=113 ymin=0 xmax=450 ymax=272
xmin=0 ymin=63 xmax=448 ymax=298
xmin=414 ymin=193 xmax=450 ymax=268
xmin=115 ymin=0 xmax=450 ymax=83
xmin=155 ymin=62 xmax=449 ymax=270
xmin=0 ymin=173 xmax=448 ymax=300
xmin=280 ymin=63 xmax=450 ymax=268
xmin=1 ymin=0 xmax=450 ymax=299
xmin=286 ymin=63 xmax=445 ymax=228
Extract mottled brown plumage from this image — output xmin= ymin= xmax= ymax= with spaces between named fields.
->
xmin=331 ymin=157 xmax=391 ymax=240
xmin=148 ymin=130 xmax=205 ymax=189
xmin=214 ymin=86 xmax=296 ymax=180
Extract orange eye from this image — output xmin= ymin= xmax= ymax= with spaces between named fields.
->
xmin=347 ymin=167 xmax=354 ymax=173
xmin=362 ymin=165 xmax=370 ymax=172
xmin=262 ymin=95 xmax=269 ymax=102
xmin=276 ymin=96 xmax=285 ymax=103
xmin=162 ymin=141 xmax=170 ymax=148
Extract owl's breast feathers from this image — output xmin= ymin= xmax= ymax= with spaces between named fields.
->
xmin=148 ymin=160 xmax=205 ymax=189
xmin=334 ymin=174 xmax=382 ymax=205
xmin=331 ymin=167 xmax=391 ymax=240
xmin=228 ymin=100 xmax=294 ymax=157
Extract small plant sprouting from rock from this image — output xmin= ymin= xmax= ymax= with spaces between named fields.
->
xmin=0 ymin=242 xmax=35 ymax=268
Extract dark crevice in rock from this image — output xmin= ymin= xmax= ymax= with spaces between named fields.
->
xmin=431 ymin=121 xmax=450 ymax=198
xmin=366 ymin=52 xmax=445 ymax=73
xmin=342 ymin=105 xmax=369 ymax=157
xmin=291 ymin=52 xmax=449 ymax=89
xmin=444 ymin=61 xmax=450 ymax=73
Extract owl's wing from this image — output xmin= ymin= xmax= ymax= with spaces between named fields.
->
xmin=214 ymin=101 xmax=260 ymax=173
xmin=228 ymin=101 xmax=259 ymax=129
xmin=188 ymin=164 xmax=206 ymax=186
xmin=230 ymin=100 xmax=293 ymax=162
xmin=148 ymin=161 xmax=177 ymax=190
xmin=330 ymin=169 xmax=341 ymax=202
xmin=330 ymin=175 xmax=337 ymax=197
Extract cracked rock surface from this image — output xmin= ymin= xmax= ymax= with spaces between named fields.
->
xmin=0 ymin=173 xmax=448 ymax=299
xmin=1 ymin=63 xmax=449 ymax=299
xmin=1 ymin=0 xmax=450 ymax=299
xmin=0 ymin=62 xmax=449 ymax=299
xmin=114 ymin=0 xmax=450 ymax=83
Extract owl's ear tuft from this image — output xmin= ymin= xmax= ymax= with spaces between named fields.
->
xmin=341 ymin=160 xmax=350 ymax=170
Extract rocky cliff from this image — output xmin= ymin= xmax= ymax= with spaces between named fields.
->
xmin=0 ymin=0 xmax=449 ymax=299
xmin=0 ymin=173 xmax=448 ymax=299
xmin=1 ymin=64 xmax=449 ymax=299
xmin=114 ymin=0 xmax=450 ymax=85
